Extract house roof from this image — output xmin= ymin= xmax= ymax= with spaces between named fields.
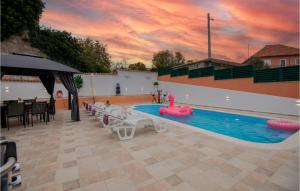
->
xmin=172 ymin=57 xmax=240 ymax=69
xmin=1 ymin=53 xmax=80 ymax=76
xmin=253 ymin=44 xmax=299 ymax=58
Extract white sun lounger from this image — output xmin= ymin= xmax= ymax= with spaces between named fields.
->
xmin=95 ymin=105 xmax=121 ymax=118
xmin=103 ymin=112 xmax=167 ymax=141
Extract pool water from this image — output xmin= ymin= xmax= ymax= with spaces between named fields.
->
xmin=134 ymin=104 xmax=298 ymax=143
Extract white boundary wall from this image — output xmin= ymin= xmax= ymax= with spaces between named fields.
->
xmin=79 ymin=71 xmax=157 ymax=96
xmin=1 ymin=71 xmax=298 ymax=115
xmin=159 ymin=81 xmax=299 ymax=116
xmin=1 ymin=81 xmax=67 ymax=100
xmin=1 ymin=71 xmax=158 ymax=100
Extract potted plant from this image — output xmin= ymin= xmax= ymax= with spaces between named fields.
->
xmin=74 ymin=75 xmax=83 ymax=92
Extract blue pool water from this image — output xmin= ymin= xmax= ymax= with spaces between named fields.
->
xmin=134 ymin=104 xmax=298 ymax=143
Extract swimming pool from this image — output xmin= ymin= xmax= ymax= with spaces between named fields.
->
xmin=134 ymin=104 xmax=298 ymax=143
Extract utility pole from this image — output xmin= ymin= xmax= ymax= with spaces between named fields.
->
xmin=207 ymin=13 xmax=213 ymax=59
xmin=247 ymin=44 xmax=250 ymax=58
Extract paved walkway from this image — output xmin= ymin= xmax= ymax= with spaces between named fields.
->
xmin=2 ymin=109 xmax=299 ymax=191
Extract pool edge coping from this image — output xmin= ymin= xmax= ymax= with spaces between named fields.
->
xmin=131 ymin=104 xmax=299 ymax=150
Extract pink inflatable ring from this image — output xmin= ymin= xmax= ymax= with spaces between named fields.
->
xmin=267 ymin=120 xmax=300 ymax=131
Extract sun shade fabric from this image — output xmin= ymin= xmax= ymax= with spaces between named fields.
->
xmin=39 ymin=73 xmax=56 ymax=114
xmin=1 ymin=54 xmax=81 ymax=122
xmin=58 ymin=72 xmax=80 ymax=121
xmin=1 ymin=54 xmax=80 ymax=74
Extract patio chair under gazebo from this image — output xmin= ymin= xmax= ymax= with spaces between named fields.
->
xmin=1 ymin=53 xmax=81 ymax=122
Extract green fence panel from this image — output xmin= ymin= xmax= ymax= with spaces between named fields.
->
xmin=214 ymin=68 xmax=232 ymax=80
xmin=188 ymin=66 xmax=214 ymax=78
xmin=158 ymin=67 xmax=171 ymax=76
xmin=170 ymin=67 xmax=188 ymax=77
xmin=280 ymin=65 xmax=300 ymax=81
xmin=254 ymin=68 xmax=281 ymax=82
xmin=188 ymin=69 xmax=201 ymax=78
xmin=254 ymin=66 xmax=300 ymax=83
xmin=232 ymin=65 xmax=253 ymax=79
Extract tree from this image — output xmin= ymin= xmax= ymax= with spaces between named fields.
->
xmin=152 ymin=50 xmax=185 ymax=69
xmin=29 ymin=27 xmax=90 ymax=72
xmin=152 ymin=50 xmax=174 ymax=69
xmin=79 ymin=38 xmax=111 ymax=73
xmin=1 ymin=0 xmax=44 ymax=41
xmin=74 ymin=75 xmax=83 ymax=91
xmin=128 ymin=62 xmax=147 ymax=71
xmin=174 ymin=52 xmax=185 ymax=65
xmin=2 ymin=1 xmax=112 ymax=73
xmin=29 ymin=27 xmax=112 ymax=73
xmin=245 ymin=57 xmax=269 ymax=70
xmin=110 ymin=59 xmax=128 ymax=73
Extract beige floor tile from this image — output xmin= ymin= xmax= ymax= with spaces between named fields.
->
xmin=137 ymin=180 xmax=171 ymax=191
xmin=80 ymin=181 xmax=108 ymax=191
xmin=62 ymin=179 xmax=80 ymax=191
xmin=164 ymin=174 xmax=183 ymax=187
xmin=168 ymin=183 xmax=197 ymax=191
xmin=2 ymin=110 xmax=298 ymax=191
xmin=105 ymin=177 xmax=135 ymax=191
xmin=270 ymin=172 xmax=299 ymax=191
xmin=145 ymin=162 xmax=174 ymax=179
xmin=55 ymin=167 xmax=79 ymax=183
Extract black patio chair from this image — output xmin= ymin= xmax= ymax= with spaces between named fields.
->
xmin=6 ymin=102 xmax=25 ymax=130
xmin=4 ymin=100 xmax=21 ymax=122
xmin=31 ymin=102 xmax=48 ymax=126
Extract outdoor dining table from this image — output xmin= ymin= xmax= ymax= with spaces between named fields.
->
xmin=0 ymin=101 xmax=49 ymax=129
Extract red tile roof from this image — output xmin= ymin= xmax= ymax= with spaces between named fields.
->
xmin=253 ymin=44 xmax=299 ymax=58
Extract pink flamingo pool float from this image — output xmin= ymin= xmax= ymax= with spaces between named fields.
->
xmin=267 ymin=119 xmax=299 ymax=131
xmin=159 ymin=94 xmax=192 ymax=117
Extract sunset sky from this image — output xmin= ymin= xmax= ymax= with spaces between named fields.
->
xmin=41 ymin=0 xmax=299 ymax=66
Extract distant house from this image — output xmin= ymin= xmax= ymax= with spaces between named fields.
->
xmin=172 ymin=58 xmax=240 ymax=70
xmin=247 ymin=44 xmax=299 ymax=67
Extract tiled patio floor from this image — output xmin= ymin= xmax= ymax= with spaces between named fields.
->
xmin=1 ymin=109 xmax=299 ymax=191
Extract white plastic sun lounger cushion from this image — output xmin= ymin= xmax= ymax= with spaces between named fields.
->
xmin=96 ymin=105 xmax=120 ymax=116
xmin=124 ymin=114 xmax=152 ymax=124
xmin=126 ymin=113 xmax=167 ymax=132
xmin=93 ymin=102 xmax=104 ymax=108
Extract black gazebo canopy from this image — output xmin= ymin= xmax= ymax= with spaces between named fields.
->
xmin=1 ymin=53 xmax=81 ymax=121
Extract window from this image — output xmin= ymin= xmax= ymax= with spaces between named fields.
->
xmin=263 ymin=59 xmax=271 ymax=66
xmin=296 ymin=58 xmax=300 ymax=65
xmin=280 ymin=59 xmax=286 ymax=67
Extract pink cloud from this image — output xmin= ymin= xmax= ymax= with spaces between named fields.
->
xmin=41 ymin=0 xmax=299 ymax=66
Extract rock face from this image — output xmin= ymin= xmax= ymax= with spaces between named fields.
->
xmin=1 ymin=34 xmax=46 ymax=57
xmin=1 ymin=34 xmax=47 ymax=81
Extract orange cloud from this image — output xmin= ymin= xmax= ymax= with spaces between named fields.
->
xmin=40 ymin=0 xmax=299 ymax=66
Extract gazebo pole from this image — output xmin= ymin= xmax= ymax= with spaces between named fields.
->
xmin=68 ymin=91 xmax=71 ymax=110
